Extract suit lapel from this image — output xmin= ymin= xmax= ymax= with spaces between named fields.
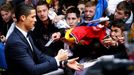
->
xmin=14 ymin=28 xmax=34 ymax=57
xmin=14 ymin=28 xmax=29 ymax=46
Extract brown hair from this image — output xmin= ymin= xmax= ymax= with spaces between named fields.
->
xmin=85 ymin=0 xmax=98 ymax=7
xmin=0 ymin=3 xmax=12 ymax=12
xmin=111 ymin=20 xmax=125 ymax=32
xmin=36 ymin=0 xmax=49 ymax=9
xmin=66 ymin=7 xmax=80 ymax=18
xmin=117 ymin=1 xmax=131 ymax=16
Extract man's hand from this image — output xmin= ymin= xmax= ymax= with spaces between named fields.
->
xmin=52 ymin=15 xmax=65 ymax=23
xmin=51 ymin=32 xmax=61 ymax=41
xmin=55 ymin=49 xmax=68 ymax=61
xmin=67 ymin=57 xmax=84 ymax=71
xmin=103 ymin=37 xmax=118 ymax=47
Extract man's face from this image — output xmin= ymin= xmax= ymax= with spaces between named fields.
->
xmin=110 ymin=26 xmax=123 ymax=41
xmin=0 ymin=10 xmax=12 ymax=23
xmin=84 ymin=6 xmax=96 ymax=21
xmin=66 ymin=13 xmax=79 ymax=28
xmin=36 ymin=5 xmax=48 ymax=22
xmin=24 ymin=9 xmax=36 ymax=31
xmin=114 ymin=9 xmax=126 ymax=20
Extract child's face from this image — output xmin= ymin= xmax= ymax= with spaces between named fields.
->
xmin=84 ymin=6 xmax=96 ymax=21
xmin=114 ymin=9 xmax=126 ymax=20
xmin=66 ymin=13 xmax=79 ymax=28
xmin=110 ymin=26 xmax=124 ymax=41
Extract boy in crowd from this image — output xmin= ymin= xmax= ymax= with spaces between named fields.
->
xmin=109 ymin=1 xmax=133 ymax=31
xmin=80 ymin=0 xmax=108 ymax=26
xmin=32 ymin=0 xmax=64 ymax=56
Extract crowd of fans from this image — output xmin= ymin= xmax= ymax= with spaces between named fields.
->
xmin=0 ymin=0 xmax=134 ymax=75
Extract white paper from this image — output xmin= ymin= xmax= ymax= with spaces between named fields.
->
xmin=45 ymin=39 xmax=54 ymax=47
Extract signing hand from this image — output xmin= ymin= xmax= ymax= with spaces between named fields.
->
xmin=55 ymin=49 xmax=68 ymax=61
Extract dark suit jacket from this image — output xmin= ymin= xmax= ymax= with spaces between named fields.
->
xmin=5 ymin=27 xmax=58 ymax=75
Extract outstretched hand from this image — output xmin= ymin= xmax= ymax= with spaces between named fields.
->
xmin=67 ymin=57 xmax=84 ymax=71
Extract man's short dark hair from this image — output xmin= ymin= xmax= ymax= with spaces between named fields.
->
xmin=111 ymin=20 xmax=125 ymax=31
xmin=66 ymin=7 xmax=80 ymax=18
xmin=15 ymin=2 xmax=35 ymax=22
xmin=36 ymin=0 xmax=49 ymax=9
xmin=117 ymin=1 xmax=131 ymax=16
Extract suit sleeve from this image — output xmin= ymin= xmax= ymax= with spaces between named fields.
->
xmin=5 ymin=40 xmax=58 ymax=75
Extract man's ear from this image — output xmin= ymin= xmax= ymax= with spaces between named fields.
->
xmin=20 ymin=15 xmax=26 ymax=21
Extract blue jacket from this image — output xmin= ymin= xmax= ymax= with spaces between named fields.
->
xmin=0 ymin=42 xmax=7 ymax=69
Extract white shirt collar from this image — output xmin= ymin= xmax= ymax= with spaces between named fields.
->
xmin=15 ymin=25 xmax=28 ymax=38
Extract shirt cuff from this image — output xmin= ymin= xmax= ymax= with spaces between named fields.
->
xmin=55 ymin=57 xmax=60 ymax=66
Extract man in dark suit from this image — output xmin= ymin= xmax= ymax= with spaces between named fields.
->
xmin=5 ymin=3 xmax=83 ymax=75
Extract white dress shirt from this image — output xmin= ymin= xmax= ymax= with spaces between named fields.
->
xmin=16 ymin=25 xmax=33 ymax=51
